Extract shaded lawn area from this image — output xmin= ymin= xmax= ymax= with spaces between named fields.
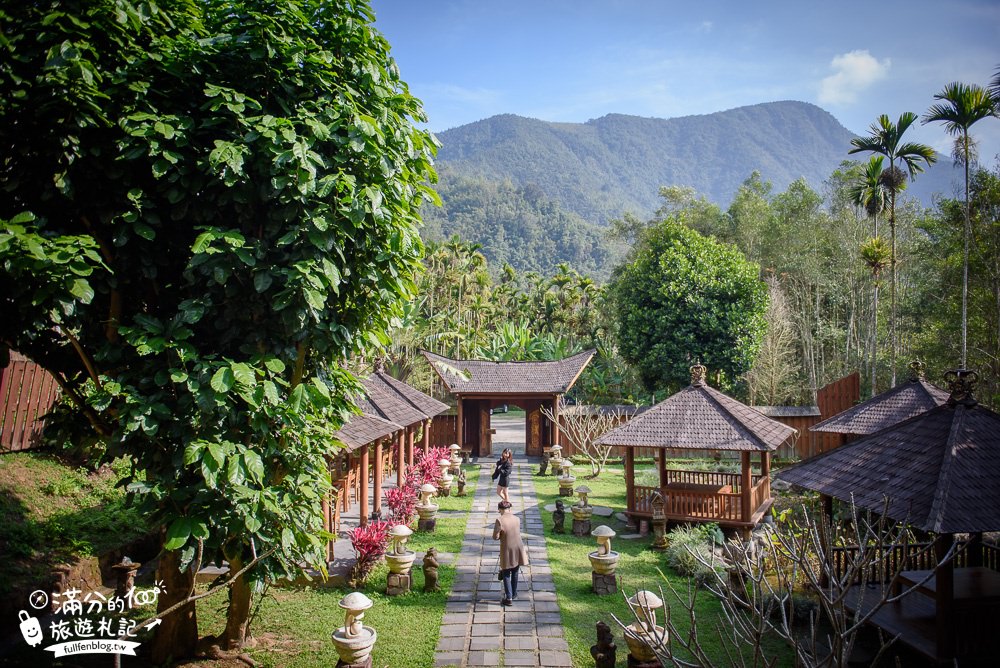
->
xmin=196 ymin=464 xmax=479 ymax=668
xmin=536 ymin=462 xmax=794 ymax=667
xmin=0 ymin=452 xmax=147 ymax=597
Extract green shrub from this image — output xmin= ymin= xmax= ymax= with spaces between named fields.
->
xmin=665 ymin=524 xmax=726 ymax=583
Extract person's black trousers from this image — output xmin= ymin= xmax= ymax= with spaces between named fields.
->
xmin=500 ymin=566 xmax=520 ymax=600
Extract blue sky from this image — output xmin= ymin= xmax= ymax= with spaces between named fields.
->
xmin=371 ymin=0 xmax=1000 ymax=167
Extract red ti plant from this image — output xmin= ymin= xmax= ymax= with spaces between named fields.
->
xmin=348 ymin=520 xmax=390 ymax=587
xmin=384 ymin=485 xmax=418 ymax=526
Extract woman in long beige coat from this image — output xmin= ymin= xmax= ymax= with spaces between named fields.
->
xmin=492 ymin=500 xmax=529 ymax=606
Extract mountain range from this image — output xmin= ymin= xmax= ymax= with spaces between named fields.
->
xmin=419 ymin=101 xmax=960 ymax=278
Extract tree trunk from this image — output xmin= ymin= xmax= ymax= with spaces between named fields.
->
xmin=222 ymin=554 xmax=253 ymax=650
xmin=151 ymin=548 xmax=199 ymax=664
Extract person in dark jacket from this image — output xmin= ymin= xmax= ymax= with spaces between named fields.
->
xmin=492 ymin=500 xmax=528 ymax=606
xmin=491 ymin=447 xmax=513 ymax=503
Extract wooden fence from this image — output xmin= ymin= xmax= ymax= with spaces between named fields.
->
xmin=1 ymin=351 xmax=61 ymax=453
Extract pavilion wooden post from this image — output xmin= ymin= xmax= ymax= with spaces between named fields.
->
xmin=373 ymin=439 xmax=383 ymax=516
xmin=396 ymin=430 xmax=405 ymax=488
xmin=934 ymin=533 xmax=955 ymax=660
xmin=657 ymin=448 xmax=668 ymax=488
xmin=456 ymin=398 xmax=464 ymax=449
xmin=740 ymin=451 xmax=752 ymax=523
xmin=551 ymin=395 xmax=560 ymax=447
xmin=359 ymin=445 xmax=370 ymax=527
xmin=422 ymin=418 xmax=431 ymax=454
xmin=625 ymin=447 xmax=636 ymax=517
xmin=406 ymin=427 xmax=415 ymax=468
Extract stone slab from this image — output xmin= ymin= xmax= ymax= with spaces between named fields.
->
xmin=504 ymin=651 xmax=538 ymax=666
xmin=433 ymin=652 xmax=463 ymax=666
xmin=504 ymin=636 xmax=538 ymax=651
xmin=503 ymin=622 xmax=536 ymax=636
xmin=466 ymin=651 xmax=500 ymax=666
xmin=537 ymin=636 xmax=570 ymax=651
xmin=592 ymin=505 xmax=614 ymax=517
xmin=469 ymin=636 xmax=501 ymax=650
xmin=539 ymin=650 xmax=574 ymax=666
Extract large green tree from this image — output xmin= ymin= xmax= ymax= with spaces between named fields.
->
xmin=608 ymin=216 xmax=768 ymax=393
xmin=0 ymin=0 xmax=436 ymax=660
xmin=923 ymin=82 xmax=997 ymax=368
xmin=849 ymin=113 xmax=936 ymax=384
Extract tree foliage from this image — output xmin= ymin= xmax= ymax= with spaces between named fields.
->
xmin=608 ymin=211 xmax=768 ymax=393
xmin=0 ymin=0 xmax=436 ymax=653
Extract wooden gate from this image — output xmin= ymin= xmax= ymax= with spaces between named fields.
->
xmin=1 ymin=352 xmax=61 ymax=453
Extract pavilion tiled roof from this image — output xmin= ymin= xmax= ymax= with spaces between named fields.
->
xmin=357 ymin=371 xmax=447 ymax=427
xmin=595 ymin=367 xmax=796 ymax=451
xmin=810 ymin=373 xmax=948 ymax=435
xmin=333 ymin=372 xmax=448 ymax=451
xmin=778 ymin=373 xmax=1000 ymax=533
xmin=333 ymin=413 xmax=401 ymax=451
xmin=421 ymin=349 xmax=595 ymax=395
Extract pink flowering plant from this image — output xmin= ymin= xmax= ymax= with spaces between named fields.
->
xmin=349 ymin=519 xmax=390 ymax=587
xmin=384 ymin=485 xmax=418 ymax=525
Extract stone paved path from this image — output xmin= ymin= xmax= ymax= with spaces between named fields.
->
xmin=434 ymin=461 xmax=572 ymax=667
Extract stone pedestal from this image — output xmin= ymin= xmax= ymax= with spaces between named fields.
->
xmin=626 ymin=655 xmax=662 ymax=668
xmin=336 ymin=657 xmax=373 ymax=668
xmin=559 ymin=485 xmax=574 ymax=497
xmin=418 ymin=518 xmax=436 ymax=532
xmin=573 ymin=518 xmax=592 ymax=536
xmin=386 ymin=572 xmax=411 ymax=596
xmin=439 ymin=485 xmax=451 ymax=497
xmin=592 ymin=571 xmax=618 ymax=596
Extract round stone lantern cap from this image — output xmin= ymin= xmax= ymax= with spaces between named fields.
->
xmin=389 ymin=524 xmax=413 ymax=539
xmin=591 ymin=525 xmax=616 ymax=539
xmin=448 ymin=443 xmax=461 ymax=452
xmin=549 ymin=444 xmax=562 ymax=453
xmin=420 ymin=483 xmax=437 ymax=493
xmin=338 ymin=591 xmax=374 ymax=612
xmin=438 ymin=458 xmax=451 ymax=466
xmin=628 ymin=590 xmax=663 ymax=610
xmin=575 ymin=485 xmax=591 ymax=494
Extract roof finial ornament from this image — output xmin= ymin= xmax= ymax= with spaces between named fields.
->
xmin=944 ymin=369 xmax=978 ymax=407
xmin=374 ymin=357 xmax=386 ymax=374
xmin=908 ymin=360 xmax=925 ymax=380
xmin=690 ymin=362 xmax=707 ymax=387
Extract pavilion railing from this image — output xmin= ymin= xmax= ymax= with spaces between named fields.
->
xmin=633 ymin=470 xmax=772 ymax=524
xmin=829 ymin=540 xmax=1000 ymax=585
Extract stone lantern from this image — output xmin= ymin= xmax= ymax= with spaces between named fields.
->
xmin=548 ymin=443 xmax=563 ymax=476
xmin=111 ymin=556 xmax=141 ymax=609
xmin=448 ymin=443 xmax=462 ymax=475
xmin=332 ymin=592 xmax=377 ymax=668
xmin=385 ymin=525 xmax=416 ymax=595
xmin=572 ymin=485 xmax=593 ymax=536
xmin=589 ymin=525 xmax=619 ymax=595
xmin=417 ymin=483 xmax=439 ymax=532
xmin=437 ymin=458 xmax=453 ymax=497
xmin=650 ymin=492 xmax=668 ymax=550
xmin=624 ymin=590 xmax=666 ymax=665
xmin=558 ymin=461 xmax=576 ymax=497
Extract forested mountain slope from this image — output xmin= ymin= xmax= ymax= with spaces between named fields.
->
xmin=421 ymin=101 xmax=958 ymax=275
xmin=434 ymin=101 xmax=960 ymax=218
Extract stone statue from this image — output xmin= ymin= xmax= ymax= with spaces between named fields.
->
xmin=538 ymin=452 xmax=549 ymax=476
xmin=552 ymin=499 xmax=566 ymax=534
xmin=455 ymin=468 xmax=467 ymax=496
xmin=422 ymin=547 xmax=440 ymax=592
xmin=590 ymin=620 xmax=617 ymax=668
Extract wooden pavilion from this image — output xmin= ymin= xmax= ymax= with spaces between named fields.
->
xmin=595 ymin=364 xmax=796 ymax=536
xmin=421 ymin=349 xmax=595 ymax=458
xmin=324 ymin=368 xmax=448 ymax=557
xmin=779 ymin=369 xmax=1000 ymax=665
xmin=810 ymin=361 xmax=948 ymax=447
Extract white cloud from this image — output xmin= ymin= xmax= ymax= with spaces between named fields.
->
xmin=818 ymin=50 xmax=891 ymax=105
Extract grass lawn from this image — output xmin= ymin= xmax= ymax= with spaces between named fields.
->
xmin=196 ymin=464 xmax=480 ymax=668
xmin=534 ymin=462 xmax=794 ymax=667
xmin=0 ymin=451 xmax=147 ymax=597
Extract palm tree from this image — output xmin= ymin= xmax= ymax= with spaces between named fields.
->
xmin=923 ymin=82 xmax=998 ymax=368
xmin=849 ymin=113 xmax=936 ymax=385
xmin=849 ymin=156 xmax=889 ymax=395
